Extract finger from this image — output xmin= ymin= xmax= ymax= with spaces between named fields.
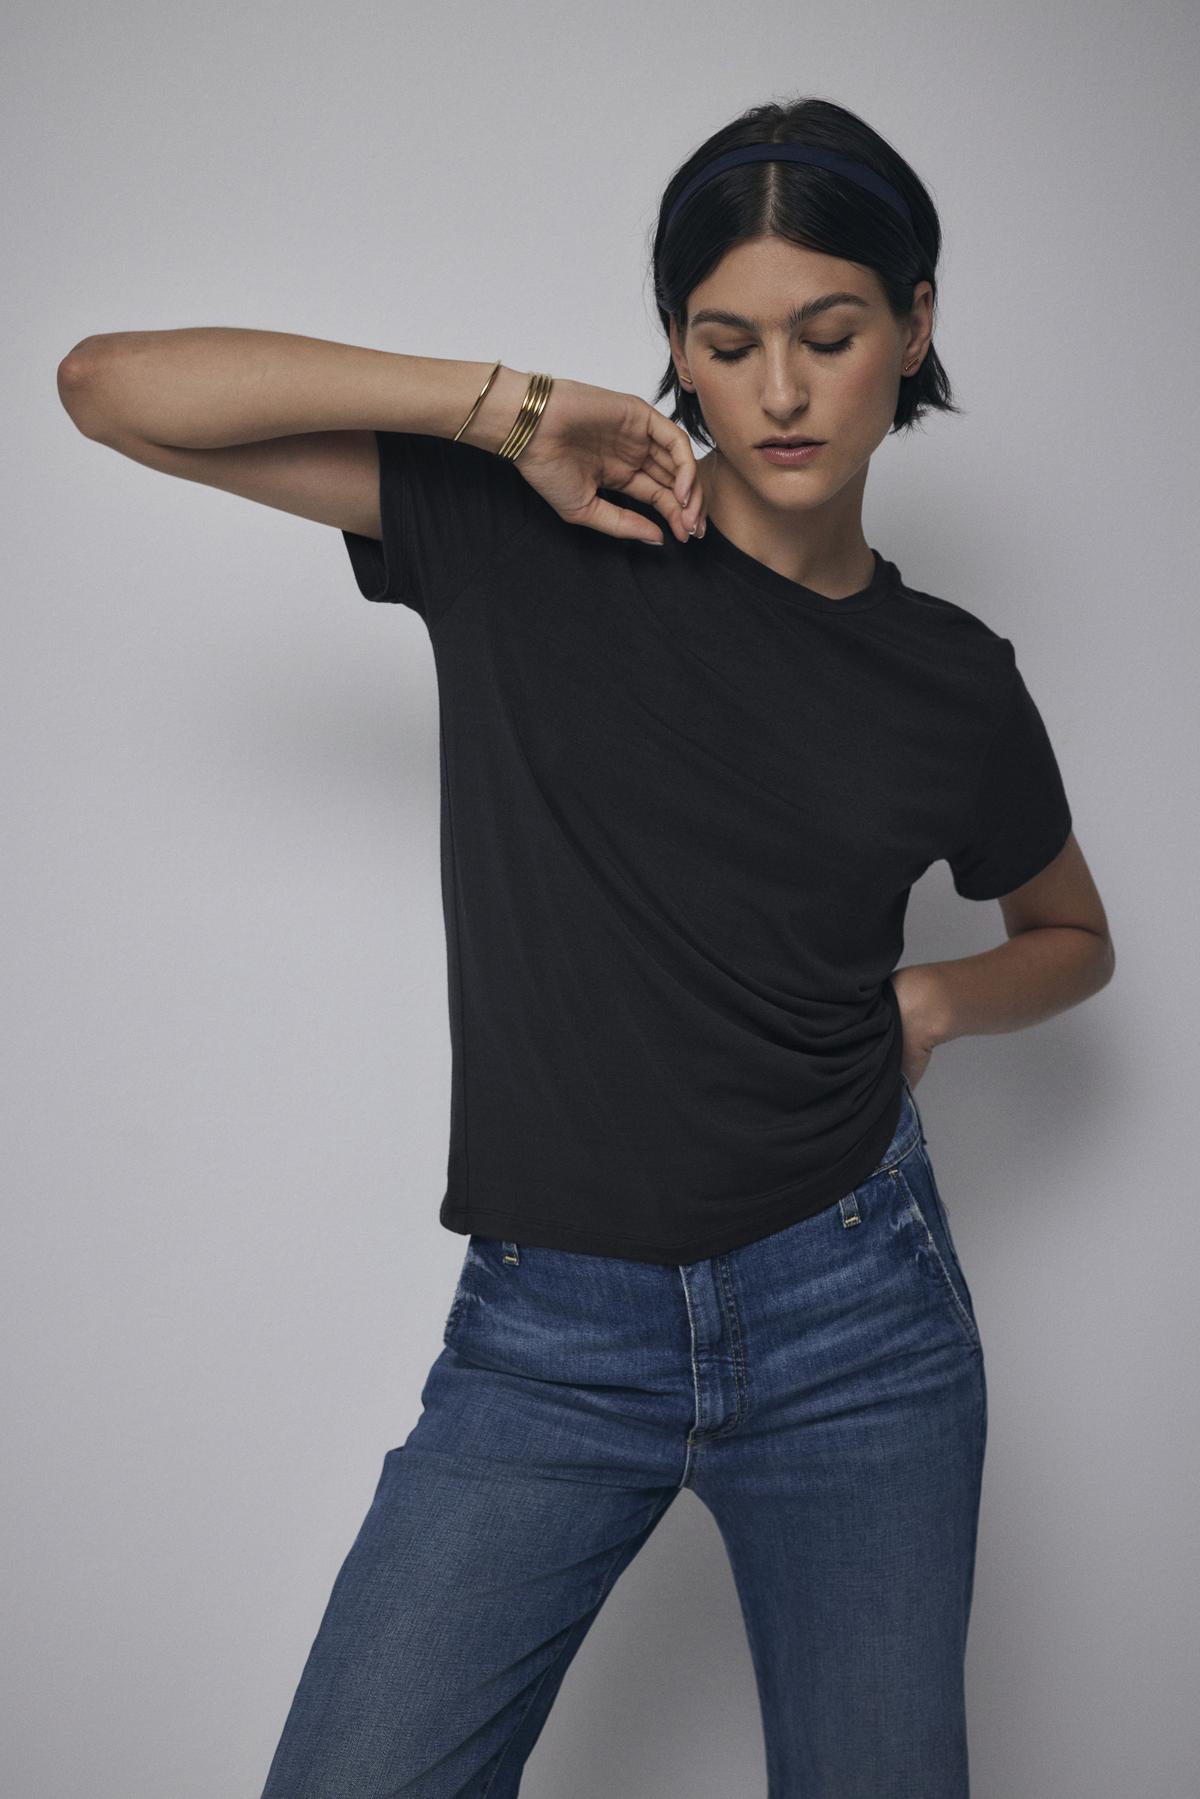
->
xmin=642 ymin=429 xmax=705 ymax=536
xmin=643 ymin=452 xmax=706 ymax=536
xmin=644 ymin=405 xmax=698 ymax=508
xmin=648 ymin=481 xmax=705 ymax=543
xmin=619 ymin=468 xmax=695 ymax=542
xmin=571 ymin=487 xmax=671 ymax=546
xmin=644 ymin=447 xmax=677 ymax=489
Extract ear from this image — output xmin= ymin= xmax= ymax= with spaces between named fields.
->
xmin=905 ymin=281 xmax=935 ymax=368
xmin=667 ymin=314 xmax=694 ymax=391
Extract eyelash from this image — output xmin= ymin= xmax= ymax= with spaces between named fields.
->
xmin=709 ymin=336 xmax=855 ymax=362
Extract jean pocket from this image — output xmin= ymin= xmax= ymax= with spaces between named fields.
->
xmin=443 ymin=1238 xmax=485 ymax=1343
xmin=891 ymin=1149 xmax=981 ymax=1352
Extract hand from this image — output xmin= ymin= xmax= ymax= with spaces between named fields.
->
xmin=513 ymin=376 xmax=707 ymax=548
xmin=890 ymin=964 xmax=948 ymax=1092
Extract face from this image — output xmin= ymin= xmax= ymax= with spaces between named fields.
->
xmin=669 ymin=234 xmax=933 ymax=516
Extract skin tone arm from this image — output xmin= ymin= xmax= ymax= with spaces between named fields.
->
xmin=57 ymin=330 xmax=539 ymax=452
xmin=54 ymin=333 xmax=555 ymax=541
xmin=54 ymin=330 xmax=705 ymax=545
xmin=892 ymin=830 xmax=1116 ymax=1088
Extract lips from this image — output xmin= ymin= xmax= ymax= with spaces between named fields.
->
xmin=758 ymin=437 xmax=823 ymax=447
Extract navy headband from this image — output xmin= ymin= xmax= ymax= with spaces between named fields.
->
xmin=666 ymin=143 xmax=914 ymax=235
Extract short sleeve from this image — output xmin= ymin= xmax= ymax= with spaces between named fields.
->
xmin=946 ymin=641 xmax=1073 ymax=900
xmin=341 ymin=428 xmax=543 ymax=622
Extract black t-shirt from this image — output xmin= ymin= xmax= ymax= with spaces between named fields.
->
xmin=342 ymin=428 xmax=1073 ymax=1266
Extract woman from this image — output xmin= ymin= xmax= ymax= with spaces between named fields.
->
xmin=59 ymin=94 xmax=1114 ymax=1799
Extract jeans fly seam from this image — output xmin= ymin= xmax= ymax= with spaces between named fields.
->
xmin=711 ymin=1254 xmax=749 ymax=1436
xmin=679 ymin=1266 xmax=705 ymax=1445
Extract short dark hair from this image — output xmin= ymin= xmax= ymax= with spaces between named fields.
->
xmin=648 ymin=96 xmax=963 ymax=444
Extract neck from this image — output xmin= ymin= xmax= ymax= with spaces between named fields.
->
xmin=697 ymin=451 xmax=875 ymax=598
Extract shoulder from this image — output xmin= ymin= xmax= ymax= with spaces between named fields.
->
xmin=891 ymin=573 xmax=1006 ymax=645
xmin=887 ymin=570 xmax=1018 ymax=697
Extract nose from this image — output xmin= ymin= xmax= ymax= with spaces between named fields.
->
xmin=759 ymin=346 xmax=812 ymax=417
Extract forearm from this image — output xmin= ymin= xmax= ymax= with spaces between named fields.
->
xmin=900 ymin=927 xmax=1115 ymax=1050
xmin=55 ymin=328 xmax=528 ymax=452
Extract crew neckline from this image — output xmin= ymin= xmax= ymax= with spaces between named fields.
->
xmin=699 ymin=516 xmax=896 ymax=613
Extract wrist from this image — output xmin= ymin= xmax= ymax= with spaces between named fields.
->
xmin=457 ymin=364 xmax=531 ymax=454
xmin=893 ymin=961 xmax=956 ymax=1051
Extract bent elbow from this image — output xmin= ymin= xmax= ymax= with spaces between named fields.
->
xmin=57 ymin=335 xmax=121 ymax=438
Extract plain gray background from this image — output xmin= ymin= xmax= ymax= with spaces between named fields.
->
xmin=7 ymin=1 xmax=1199 ymax=1794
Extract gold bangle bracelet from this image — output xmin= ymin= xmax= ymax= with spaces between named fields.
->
xmin=453 ymin=358 xmax=503 ymax=443
xmin=498 ymin=371 xmax=554 ymax=461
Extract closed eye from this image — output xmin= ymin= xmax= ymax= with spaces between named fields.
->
xmin=709 ymin=336 xmax=855 ymax=362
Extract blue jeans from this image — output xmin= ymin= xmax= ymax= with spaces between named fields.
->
xmin=260 ymin=1075 xmax=986 ymax=1797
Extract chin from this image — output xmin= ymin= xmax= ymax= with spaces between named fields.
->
xmin=755 ymin=474 xmax=830 ymax=509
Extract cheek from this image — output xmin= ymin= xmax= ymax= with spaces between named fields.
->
xmin=693 ymin=380 xmax=740 ymax=435
xmin=838 ymin=355 xmax=891 ymax=405
xmin=828 ymin=360 xmax=902 ymax=443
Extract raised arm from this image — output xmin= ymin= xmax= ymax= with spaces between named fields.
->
xmin=54 ymin=331 xmax=534 ymax=537
xmin=55 ymin=328 xmax=705 ymax=547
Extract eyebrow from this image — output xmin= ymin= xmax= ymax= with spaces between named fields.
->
xmin=689 ymin=292 xmax=871 ymax=331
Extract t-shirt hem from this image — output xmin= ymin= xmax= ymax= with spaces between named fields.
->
xmin=438 ymin=1080 xmax=905 ymax=1267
